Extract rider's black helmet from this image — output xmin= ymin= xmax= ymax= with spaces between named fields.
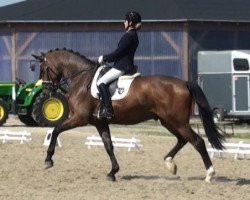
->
xmin=125 ymin=11 xmax=141 ymax=26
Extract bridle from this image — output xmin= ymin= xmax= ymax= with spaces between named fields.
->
xmin=40 ymin=56 xmax=99 ymax=93
xmin=40 ymin=57 xmax=62 ymax=92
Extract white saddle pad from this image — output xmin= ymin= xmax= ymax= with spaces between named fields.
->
xmin=91 ymin=66 xmax=140 ymax=100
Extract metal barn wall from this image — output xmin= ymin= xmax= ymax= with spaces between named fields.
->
xmin=2 ymin=23 xmax=250 ymax=83
xmin=0 ymin=30 xmax=12 ymax=81
xmin=0 ymin=25 xmax=184 ymax=82
xmin=137 ymin=31 xmax=183 ymax=78
xmin=189 ymin=24 xmax=250 ymax=81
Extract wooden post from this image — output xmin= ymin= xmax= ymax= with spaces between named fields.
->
xmin=182 ymin=24 xmax=189 ymax=81
xmin=11 ymin=27 xmax=16 ymax=82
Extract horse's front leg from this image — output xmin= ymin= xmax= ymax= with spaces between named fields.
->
xmin=45 ymin=114 xmax=85 ymax=169
xmin=95 ymin=123 xmax=119 ymax=181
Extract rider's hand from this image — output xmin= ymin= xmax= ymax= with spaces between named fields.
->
xmin=98 ymin=55 xmax=104 ymax=64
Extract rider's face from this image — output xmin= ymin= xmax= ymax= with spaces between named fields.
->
xmin=124 ymin=20 xmax=133 ymax=30
xmin=124 ymin=20 xmax=129 ymax=30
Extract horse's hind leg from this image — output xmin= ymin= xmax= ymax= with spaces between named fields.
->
xmin=95 ymin=123 xmax=119 ymax=181
xmin=177 ymin=125 xmax=215 ymax=182
xmin=164 ymin=136 xmax=187 ymax=175
xmin=161 ymin=119 xmax=215 ymax=182
xmin=160 ymin=121 xmax=187 ymax=175
xmin=191 ymin=130 xmax=215 ymax=182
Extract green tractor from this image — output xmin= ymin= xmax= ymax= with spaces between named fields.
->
xmin=0 ymin=79 xmax=69 ymax=127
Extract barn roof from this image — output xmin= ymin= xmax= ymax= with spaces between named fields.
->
xmin=0 ymin=0 xmax=250 ymax=23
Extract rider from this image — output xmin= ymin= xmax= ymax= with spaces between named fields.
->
xmin=97 ymin=11 xmax=141 ymax=120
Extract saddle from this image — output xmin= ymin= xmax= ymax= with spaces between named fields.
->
xmin=90 ymin=65 xmax=140 ymax=100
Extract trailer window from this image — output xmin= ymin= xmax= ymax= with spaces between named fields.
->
xmin=233 ymin=58 xmax=249 ymax=71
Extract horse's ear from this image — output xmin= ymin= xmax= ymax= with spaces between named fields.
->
xmin=32 ymin=54 xmax=44 ymax=62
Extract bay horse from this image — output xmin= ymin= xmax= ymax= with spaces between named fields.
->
xmin=32 ymin=49 xmax=225 ymax=182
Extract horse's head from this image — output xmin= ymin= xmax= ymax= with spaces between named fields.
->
xmin=33 ymin=49 xmax=99 ymax=95
xmin=32 ymin=52 xmax=62 ymax=94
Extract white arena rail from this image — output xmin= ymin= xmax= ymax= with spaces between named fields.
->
xmin=207 ymin=141 xmax=250 ymax=159
xmin=0 ymin=130 xmax=32 ymax=144
xmin=85 ymin=135 xmax=142 ymax=151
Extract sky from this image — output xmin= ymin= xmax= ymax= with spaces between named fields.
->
xmin=0 ymin=0 xmax=26 ymax=7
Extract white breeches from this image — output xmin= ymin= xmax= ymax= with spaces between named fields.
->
xmin=97 ymin=67 xmax=124 ymax=86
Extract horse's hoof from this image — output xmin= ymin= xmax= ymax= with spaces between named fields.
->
xmin=107 ymin=174 xmax=116 ymax=182
xmin=45 ymin=160 xmax=54 ymax=169
xmin=205 ymin=166 xmax=215 ymax=183
xmin=165 ymin=157 xmax=177 ymax=175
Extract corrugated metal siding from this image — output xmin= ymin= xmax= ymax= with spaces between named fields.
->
xmin=16 ymin=31 xmax=123 ymax=81
xmin=0 ymin=32 xmax=12 ymax=81
xmin=0 ymin=30 xmax=184 ymax=81
xmin=137 ymin=31 xmax=183 ymax=78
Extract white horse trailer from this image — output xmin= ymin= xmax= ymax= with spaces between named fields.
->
xmin=198 ymin=50 xmax=250 ymax=121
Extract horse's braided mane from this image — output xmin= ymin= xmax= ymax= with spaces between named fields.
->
xmin=47 ymin=48 xmax=96 ymax=64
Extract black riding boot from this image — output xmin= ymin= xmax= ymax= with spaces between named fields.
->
xmin=98 ymin=83 xmax=114 ymax=120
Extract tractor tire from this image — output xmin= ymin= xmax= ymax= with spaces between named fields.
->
xmin=32 ymin=92 xmax=69 ymax=127
xmin=0 ymin=98 xmax=8 ymax=126
xmin=18 ymin=114 xmax=38 ymax=126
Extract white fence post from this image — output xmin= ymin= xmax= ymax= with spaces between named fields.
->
xmin=207 ymin=141 xmax=250 ymax=159
xmin=0 ymin=130 xmax=32 ymax=144
xmin=85 ymin=135 xmax=142 ymax=151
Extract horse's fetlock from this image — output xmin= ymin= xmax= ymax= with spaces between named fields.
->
xmin=114 ymin=166 xmax=119 ymax=173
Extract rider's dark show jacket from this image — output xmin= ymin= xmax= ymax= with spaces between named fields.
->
xmin=103 ymin=29 xmax=139 ymax=73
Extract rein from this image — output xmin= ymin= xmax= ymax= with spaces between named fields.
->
xmin=58 ymin=65 xmax=98 ymax=90
xmin=42 ymin=58 xmax=99 ymax=92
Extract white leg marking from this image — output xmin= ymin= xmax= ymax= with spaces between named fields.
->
xmin=205 ymin=166 xmax=215 ymax=183
xmin=165 ymin=157 xmax=177 ymax=175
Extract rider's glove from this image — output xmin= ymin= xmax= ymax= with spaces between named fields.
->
xmin=98 ymin=55 xmax=104 ymax=64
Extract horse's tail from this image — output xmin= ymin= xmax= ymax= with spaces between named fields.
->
xmin=186 ymin=81 xmax=225 ymax=150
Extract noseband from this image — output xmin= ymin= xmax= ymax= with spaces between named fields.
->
xmin=40 ymin=57 xmax=61 ymax=91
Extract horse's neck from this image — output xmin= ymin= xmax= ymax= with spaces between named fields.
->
xmin=63 ymin=63 xmax=95 ymax=90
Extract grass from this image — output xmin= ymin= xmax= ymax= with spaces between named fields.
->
xmin=233 ymin=133 xmax=250 ymax=139
xmin=110 ymin=120 xmax=250 ymax=139
xmin=110 ymin=120 xmax=171 ymax=137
